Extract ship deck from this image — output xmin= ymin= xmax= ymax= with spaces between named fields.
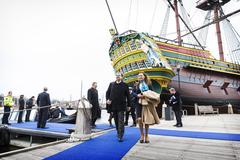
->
xmin=1 ymin=113 xmax=239 ymax=160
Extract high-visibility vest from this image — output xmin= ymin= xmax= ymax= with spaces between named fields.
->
xmin=4 ymin=96 xmax=13 ymax=107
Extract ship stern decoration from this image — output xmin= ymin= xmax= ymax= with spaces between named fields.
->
xmin=108 ymin=30 xmax=175 ymax=93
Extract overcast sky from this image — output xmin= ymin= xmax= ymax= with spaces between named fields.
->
xmin=0 ymin=0 xmax=239 ymax=101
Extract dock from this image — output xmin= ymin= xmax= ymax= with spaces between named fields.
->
xmin=1 ymin=114 xmax=239 ymax=160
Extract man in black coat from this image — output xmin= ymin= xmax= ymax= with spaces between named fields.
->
xmin=169 ymin=88 xmax=183 ymax=127
xmin=87 ymin=82 xmax=101 ymax=128
xmin=17 ymin=95 xmax=25 ymax=123
xmin=125 ymin=86 xmax=137 ymax=127
xmin=25 ymin=96 xmax=35 ymax=122
xmin=37 ymin=87 xmax=51 ymax=128
xmin=106 ymin=73 xmax=131 ymax=142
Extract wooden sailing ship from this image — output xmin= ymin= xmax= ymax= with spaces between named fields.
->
xmin=106 ymin=0 xmax=240 ymax=113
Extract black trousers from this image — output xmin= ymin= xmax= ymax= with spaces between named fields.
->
xmin=2 ymin=106 xmax=11 ymax=124
xmin=125 ymin=107 xmax=136 ymax=124
xmin=174 ymin=110 xmax=182 ymax=125
xmin=37 ymin=108 xmax=49 ymax=128
xmin=17 ymin=106 xmax=24 ymax=123
xmin=113 ymin=111 xmax=124 ymax=139
xmin=25 ymin=107 xmax=32 ymax=122
xmin=91 ymin=107 xmax=99 ymax=126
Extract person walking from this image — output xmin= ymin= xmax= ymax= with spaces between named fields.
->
xmin=106 ymin=73 xmax=131 ymax=142
xmin=17 ymin=95 xmax=25 ymax=123
xmin=87 ymin=82 xmax=101 ymax=128
xmin=36 ymin=87 xmax=51 ymax=128
xmin=2 ymin=91 xmax=14 ymax=125
xmin=106 ymin=82 xmax=114 ymax=127
xmin=169 ymin=88 xmax=183 ymax=127
xmin=136 ymin=72 xmax=160 ymax=143
xmin=124 ymin=86 xmax=137 ymax=127
xmin=25 ymin=96 xmax=35 ymax=122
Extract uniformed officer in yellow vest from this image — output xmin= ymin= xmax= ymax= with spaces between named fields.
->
xmin=2 ymin=91 xmax=14 ymax=125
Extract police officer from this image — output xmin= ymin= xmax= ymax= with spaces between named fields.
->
xmin=2 ymin=91 xmax=14 ymax=125
xmin=36 ymin=87 xmax=51 ymax=128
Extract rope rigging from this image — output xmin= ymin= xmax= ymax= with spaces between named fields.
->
xmin=135 ymin=0 xmax=139 ymax=31
xmin=149 ymin=0 xmax=159 ymax=33
xmin=127 ymin=0 xmax=133 ymax=30
xmin=160 ymin=5 xmax=170 ymax=38
xmin=166 ymin=0 xmax=204 ymax=49
xmin=220 ymin=7 xmax=240 ymax=64
xmin=179 ymin=0 xmax=197 ymax=45
xmin=197 ymin=10 xmax=212 ymax=47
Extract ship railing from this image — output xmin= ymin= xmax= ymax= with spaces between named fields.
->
xmin=151 ymin=35 xmax=207 ymax=50
xmin=118 ymin=30 xmax=137 ymax=36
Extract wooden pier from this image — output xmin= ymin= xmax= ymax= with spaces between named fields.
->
xmin=0 ymin=114 xmax=239 ymax=160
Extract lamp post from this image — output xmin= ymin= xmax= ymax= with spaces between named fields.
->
xmin=176 ymin=64 xmax=181 ymax=90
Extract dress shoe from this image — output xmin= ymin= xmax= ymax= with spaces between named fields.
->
xmin=130 ymin=124 xmax=136 ymax=127
xmin=145 ymin=136 xmax=150 ymax=143
xmin=118 ymin=138 xmax=123 ymax=142
xmin=176 ymin=124 xmax=183 ymax=127
xmin=145 ymin=140 xmax=150 ymax=143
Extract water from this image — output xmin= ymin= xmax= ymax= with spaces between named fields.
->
xmin=0 ymin=145 xmax=23 ymax=154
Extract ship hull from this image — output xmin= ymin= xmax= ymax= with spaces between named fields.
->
xmin=169 ymin=80 xmax=240 ymax=105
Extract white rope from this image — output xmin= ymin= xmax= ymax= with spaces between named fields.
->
xmin=149 ymin=0 xmax=159 ymax=33
xmin=127 ymin=0 xmax=133 ymax=30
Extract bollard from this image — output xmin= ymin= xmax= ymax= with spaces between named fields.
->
xmin=0 ymin=125 xmax=10 ymax=146
xmin=162 ymin=102 xmax=167 ymax=119
xmin=194 ymin=103 xmax=198 ymax=116
xmin=68 ymin=98 xmax=92 ymax=142
xmin=228 ymin=103 xmax=233 ymax=114
xmin=165 ymin=106 xmax=174 ymax=120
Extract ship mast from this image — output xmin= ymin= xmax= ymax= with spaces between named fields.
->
xmin=105 ymin=0 xmax=119 ymax=35
xmin=167 ymin=0 xmax=204 ymax=50
xmin=214 ymin=4 xmax=224 ymax=61
xmin=174 ymin=0 xmax=182 ymax=45
xmin=196 ymin=0 xmax=231 ymax=61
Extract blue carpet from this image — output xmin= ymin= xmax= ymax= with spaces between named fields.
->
xmin=45 ymin=128 xmax=240 ymax=160
xmin=44 ymin=127 xmax=139 ymax=160
xmin=149 ymin=128 xmax=240 ymax=141
xmin=10 ymin=122 xmax=114 ymax=134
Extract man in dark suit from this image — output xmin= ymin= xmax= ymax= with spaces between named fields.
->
xmin=106 ymin=73 xmax=131 ymax=142
xmin=17 ymin=95 xmax=25 ymax=123
xmin=169 ymin=88 xmax=183 ymax=127
xmin=25 ymin=96 xmax=35 ymax=122
xmin=37 ymin=87 xmax=51 ymax=128
xmin=87 ymin=82 xmax=101 ymax=128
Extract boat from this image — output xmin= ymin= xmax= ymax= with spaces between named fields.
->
xmin=106 ymin=0 xmax=240 ymax=114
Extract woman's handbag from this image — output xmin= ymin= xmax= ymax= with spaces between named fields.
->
xmin=138 ymin=98 xmax=148 ymax=105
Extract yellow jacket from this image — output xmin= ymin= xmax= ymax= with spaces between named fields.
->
xmin=4 ymin=96 xmax=13 ymax=107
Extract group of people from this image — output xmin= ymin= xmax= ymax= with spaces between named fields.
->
xmin=1 ymin=91 xmax=35 ymax=125
xmin=103 ymin=72 xmax=182 ymax=143
xmin=1 ymin=87 xmax=51 ymax=129
xmin=1 ymin=72 xmax=183 ymax=144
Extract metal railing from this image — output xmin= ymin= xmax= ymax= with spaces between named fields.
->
xmin=0 ymin=100 xmax=80 ymax=124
